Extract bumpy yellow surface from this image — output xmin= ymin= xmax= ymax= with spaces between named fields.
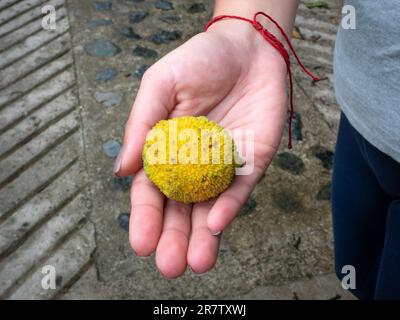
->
xmin=142 ymin=116 xmax=237 ymax=203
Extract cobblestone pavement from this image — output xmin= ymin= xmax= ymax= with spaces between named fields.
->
xmin=0 ymin=0 xmax=354 ymax=299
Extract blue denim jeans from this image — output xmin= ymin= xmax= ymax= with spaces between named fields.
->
xmin=332 ymin=113 xmax=400 ymax=299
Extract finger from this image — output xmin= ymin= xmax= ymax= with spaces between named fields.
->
xmin=207 ymin=174 xmax=258 ymax=235
xmin=115 ymin=65 xmax=176 ymax=177
xmin=129 ymin=170 xmax=164 ymax=257
xmin=187 ymin=200 xmax=221 ymax=274
xmin=155 ymin=200 xmax=192 ymax=279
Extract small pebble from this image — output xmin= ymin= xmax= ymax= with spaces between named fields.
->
xmin=292 ymin=235 xmax=302 ymax=250
xmin=187 ymin=3 xmax=206 ymax=13
xmin=155 ymin=0 xmax=174 ymax=10
xmin=275 ymin=152 xmax=305 ymax=175
xmin=103 ymin=139 xmax=121 ymax=158
xmin=56 ymin=275 xmax=63 ymax=286
xmin=273 ymin=191 xmax=303 ymax=213
xmin=112 ymin=176 xmax=133 ymax=191
xmin=92 ymin=1 xmax=112 ymax=11
xmin=129 ymin=11 xmax=148 ymax=23
xmin=132 ymin=46 xmax=158 ymax=58
xmin=313 ymin=146 xmax=334 ymax=170
xmin=134 ymin=64 xmax=150 ymax=79
xmin=95 ymin=68 xmax=118 ymax=83
xmin=317 ymin=181 xmax=332 ymax=200
xmin=95 ymin=91 xmax=124 ymax=108
xmin=84 ymin=39 xmax=121 ymax=57
xmin=239 ymin=198 xmax=257 ymax=216
xmin=149 ymin=30 xmax=181 ymax=44
xmin=159 ymin=14 xmax=180 ymax=24
xmin=286 ymin=111 xmax=303 ymax=141
xmin=117 ymin=212 xmax=130 ymax=231
xmin=120 ymin=27 xmax=141 ymax=39
xmin=86 ymin=19 xmax=113 ymax=28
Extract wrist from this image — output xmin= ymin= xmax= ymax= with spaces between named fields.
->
xmin=213 ymin=0 xmax=299 ymax=39
xmin=205 ymin=19 xmax=288 ymax=75
xmin=206 ymin=19 xmax=260 ymax=46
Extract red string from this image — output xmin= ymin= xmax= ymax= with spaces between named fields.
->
xmin=205 ymin=12 xmax=320 ymax=149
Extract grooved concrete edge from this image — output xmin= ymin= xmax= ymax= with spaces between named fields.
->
xmin=0 ymin=0 xmax=98 ymax=300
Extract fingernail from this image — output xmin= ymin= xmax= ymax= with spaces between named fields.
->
xmin=137 ymin=254 xmax=151 ymax=260
xmin=113 ymin=146 xmax=124 ymax=176
xmin=134 ymin=251 xmax=152 ymax=259
xmin=211 ymin=230 xmax=221 ymax=236
xmin=189 ymin=266 xmax=207 ymax=276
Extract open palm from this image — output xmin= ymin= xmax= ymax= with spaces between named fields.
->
xmin=116 ymin=24 xmax=288 ymax=278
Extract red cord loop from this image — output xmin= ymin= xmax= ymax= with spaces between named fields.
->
xmin=253 ymin=21 xmax=263 ymax=31
xmin=205 ymin=12 xmax=321 ymax=149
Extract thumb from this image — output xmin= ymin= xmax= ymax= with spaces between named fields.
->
xmin=114 ymin=66 xmax=176 ymax=176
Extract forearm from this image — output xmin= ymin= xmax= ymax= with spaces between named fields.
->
xmin=213 ymin=0 xmax=299 ymax=37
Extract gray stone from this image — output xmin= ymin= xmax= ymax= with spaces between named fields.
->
xmin=112 ymin=176 xmax=132 ymax=191
xmin=291 ymin=235 xmax=302 ymax=250
xmin=56 ymin=275 xmax=63 ymax=287
xmin=86 ymin=19 xmax=113 ymax=28
xmin=239 ymin=197 xmax=257 ymax=216
xmin=134 ymin=64 xmax=150 ymax=79
xmin=92 ymin=1 xmax=112 ymax=11
xmin=132 ymin=46 xmax=158 ymax=58
xmin=120 ymin=27 xmax=141 ymax=40
xmin=127 ymin=0 xmax=144 ymax=2
xmin=129 ymin=11 xmax=148 ymax=23
xmin=149 ymin=30 xmax=181 ymax=44
xmin=272 ymin=190 xmax=304 ymax=213
xmin=313 ymin=145 xmax=334 ymax=170
xmin=155 ymin=0 xmax=174 ymax=10
xmin=317 ymin=181 xmax=332 ymax=201
xmin=94 ymin=91 xmax=124 ymax=108
xmin=159 ymin=14 xmax=180 ymax=24
xmin=95 ymin=68 xmax=118 ymax=83
xmin=102 ymin=139 xmax=121 ymax=158
xmin=117 ymin=212 xmax=130 ymax=231
xmin=286 ymin=111 xmax=303 ymax=141
xmin=84 ymin=39 xmax=122 ymax=57
xmin=275 ymin=152 xmax=305 ymax=175
xmin=187 ymin=3 xmax=206 ymax=14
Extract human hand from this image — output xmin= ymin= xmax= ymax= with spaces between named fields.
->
xmin=114 ymin=20 xmax=288 ymax=278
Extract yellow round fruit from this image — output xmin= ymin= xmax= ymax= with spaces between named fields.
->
xmin=142 ymin=116 xmax=238 ymax=203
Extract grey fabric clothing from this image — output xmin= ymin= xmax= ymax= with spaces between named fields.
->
xmin=334 ymin=0 xmax=400 ymax=163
